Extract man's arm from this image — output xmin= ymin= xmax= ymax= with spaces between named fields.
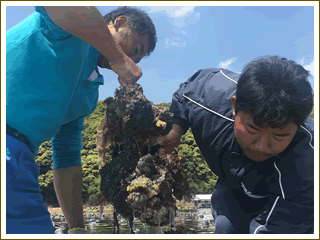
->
xmin=43 ymin=6 xmax=141 ymax=83
xmin=158 ymin=72 xmax=200 ymax=154
xmin=158 ymin=123 xmax=184 ymax=155
xmin=53 ymin=165 xmax=85 ymax=230
xmin=51 ymin=117 xmax=86 ymax=231
xmin=250 ymin=189 xmax=314 ymax=234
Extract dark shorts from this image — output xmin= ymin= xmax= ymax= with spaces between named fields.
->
xmin=6 ymin=134 xmax=54 ymax=234
xmin=210 ymin=179 xmax=269 ymax=234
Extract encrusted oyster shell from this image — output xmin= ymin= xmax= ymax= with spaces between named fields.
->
xmin=96 ymin=83 xmax=190 ymax=226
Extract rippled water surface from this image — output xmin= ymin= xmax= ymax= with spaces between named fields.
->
xmin=84 ymin=209 xmax=215 ymax=234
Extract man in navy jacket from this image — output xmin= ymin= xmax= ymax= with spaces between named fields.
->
xmin=159 ymin=56 xmax=314 ymax=234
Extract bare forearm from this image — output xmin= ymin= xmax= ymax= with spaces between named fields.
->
xmin=53 ymin=165 xmax=85 ymax=229
xmin=171 ymin=123 xmax=185 ymax=139
xmin=158 ymin=124 xmax=184 ymax=154
xmin=43 ymin=6 xmax=125 ymax=64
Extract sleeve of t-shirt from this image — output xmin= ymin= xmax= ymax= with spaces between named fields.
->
xmin=34 ymin=6 xmax=71 ymax=39
xmin=51 ymin=117 xmax=85 ymax=169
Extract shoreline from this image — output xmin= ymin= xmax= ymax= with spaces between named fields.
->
xmin=47 ymin=200 xmax=195 ymax=215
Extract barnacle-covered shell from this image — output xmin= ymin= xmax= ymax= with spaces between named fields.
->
xmin=96 ymin=83 xmax=190 ymax=226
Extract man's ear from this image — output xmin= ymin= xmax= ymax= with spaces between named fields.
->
xmin=231 ymin=95 xmax=236 ymax=117
xmin=114 ymin=16 xmax=130 ymax=29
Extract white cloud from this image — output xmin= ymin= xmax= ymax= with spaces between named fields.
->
xmin=299 ymin=57 xmax=314 ymax=77
xmin=164 ymin=37 xmax=186 ymax=48
xmin=303 ymin=60 xmax=314 ymax=76
xmin=149 ymin=6 xmax=174 ymax=16
xmin=148 ymin=6 xmax=199 ymax=28
xmin=219 ymin=57 xmax=237 ymax=69
xmin=174 ymin=7 xmax=195 ymax=18
xmin=149 ymin=6 xmax=195 ymax=18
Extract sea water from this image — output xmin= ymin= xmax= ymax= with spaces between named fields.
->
xmin=84 ymin=209 xmax=215 ymax=234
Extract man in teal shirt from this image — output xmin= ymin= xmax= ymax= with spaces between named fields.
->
xmin=6 ymin=6 xmax=157 ymax=234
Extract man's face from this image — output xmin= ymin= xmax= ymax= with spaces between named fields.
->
xmin=231 ymin=96 xmax=298 ymax=162
xmin=97 ymin=17 xmax=149 ymax=69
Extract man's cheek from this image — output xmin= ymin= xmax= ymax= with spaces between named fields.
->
xmin=235 ymin=128 xmax=253 ymax=145
xmin=234 ymin=124 xmax=247 ymax=136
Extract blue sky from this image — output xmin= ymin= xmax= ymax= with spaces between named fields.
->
xmin=5 ymin=2 xmax=317 ymax=104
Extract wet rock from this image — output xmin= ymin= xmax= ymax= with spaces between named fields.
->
xmin=54 ymin=222 xmax=68 ymax=234
xmin=164 ymin=225 xmax=197 ymax=234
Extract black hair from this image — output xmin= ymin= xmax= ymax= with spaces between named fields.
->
xmin=235 ymin=55 xmax=313 ymax=128
xmin=103 ymin=6 xmax=157 ymax=56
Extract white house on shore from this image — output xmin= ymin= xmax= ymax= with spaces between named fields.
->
xmin=193 ymin=194 xmax=212 ymax=208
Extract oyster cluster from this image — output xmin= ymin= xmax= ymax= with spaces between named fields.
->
xmin=96 ymin=84 xmax=189 ymax=226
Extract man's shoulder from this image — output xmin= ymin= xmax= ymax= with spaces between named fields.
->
xmin=185 ymin=68 xmax=239 ymax=92
xmin=6 ymin=12 xmax=41 ymax=49
xmin=194 ymin=68 xmax=240 ymax=79
xmin=175 ymin=68 xmax=238 ymax=129
xmin=34 ymin=6 xmax=71 ymax=40
xmin=189 ymin=68 xmax=240 ymax=93
xmin=292 ymin=117 xmax=314 ymax=157
xmin=278 ymin=119 xmax=314 ymax=182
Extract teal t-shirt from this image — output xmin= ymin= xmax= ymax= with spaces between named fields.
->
xmin=6 ymin=7 xmax=104 ymax=168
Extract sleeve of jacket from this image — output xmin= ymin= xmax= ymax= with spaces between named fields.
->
xmin=250 ymin=143 xmax=314 ymax=234
xmin=250 ymin=189 xmax=314 ymax=234
xmin=51 ymin=117 xmax=85 ymax=169
xmin=169 ymin=70 xmax=203 ymax=133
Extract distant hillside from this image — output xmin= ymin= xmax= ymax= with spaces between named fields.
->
xmin=310 ymin=106 xmax=314 ymax=121
xmin=154 ymin=102 xmax=171 ymax=110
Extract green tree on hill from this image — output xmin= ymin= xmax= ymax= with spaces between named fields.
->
xmin=154 ymin=102 xmax=171 ymax=109
xmin=35 ymin=140 xmax=56 ymax=205
xmin=178 ymin=129 xmax=218 ymax=195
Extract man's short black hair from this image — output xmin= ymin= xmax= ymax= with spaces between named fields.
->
xmin=235 ymin=55 xmax=313 ymax=128
xmin=103 ymin=6 xmax=157 ymax=57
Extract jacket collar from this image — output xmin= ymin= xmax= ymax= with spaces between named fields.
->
xmin=228 ymin=132 xmax=245 ymax=156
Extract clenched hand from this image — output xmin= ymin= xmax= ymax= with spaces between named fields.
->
xmin=111 ymin=55 xmax=142 ymax=85
xmin=158 ymin=124 xmax=184 ymax=155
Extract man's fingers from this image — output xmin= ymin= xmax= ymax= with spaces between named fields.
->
xmin=111 ymin=58 xmax=142 ymax=85
xmin=158 ymin=148 xmax=166 ymax=158
xmin=118 ymin=74 xmax=140 ymax=86
xmin=118 ymin=77 xmax=129 ymax=87
xmin=124 ymin=72 xmax=141 ymax=85
xmin=158 ymin=145 xmax=175 ymax=155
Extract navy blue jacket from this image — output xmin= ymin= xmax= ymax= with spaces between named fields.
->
xmin=170 ymin=68 xmax=314 ymax=234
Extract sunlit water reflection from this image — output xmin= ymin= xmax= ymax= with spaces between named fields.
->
xmin=83 ymin=209 xmax=215 ymax=234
